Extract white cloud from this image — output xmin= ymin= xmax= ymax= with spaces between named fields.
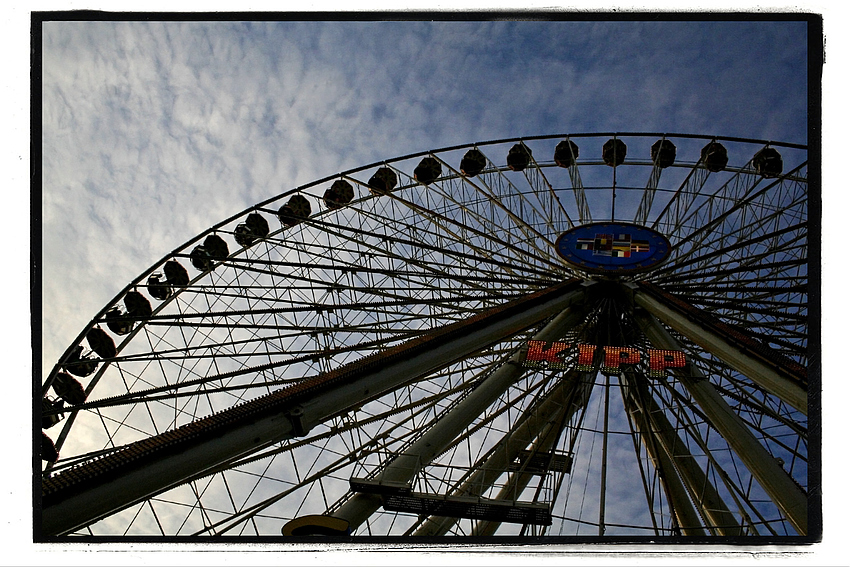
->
xmin=35 ymin=16 xmax=813 ymax=542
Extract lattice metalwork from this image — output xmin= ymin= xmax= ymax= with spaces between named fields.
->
xmin=40 ymin=133 xmax=811 ymax=540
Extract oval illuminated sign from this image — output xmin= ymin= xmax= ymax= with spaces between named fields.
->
xmin=555 ymin=222 xmax=671 ymax=273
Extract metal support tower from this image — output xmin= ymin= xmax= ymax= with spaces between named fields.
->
xmin=470 ymin=376 xmax=593 ymax=536
xmin=332 ymin=297 xmax=591 ymax=531
xmin=42 ymin=280 xmax=591 ymax=536
xmin=620 ymin=370 xmax=741 ymax=535
xmin=632 ymin=307 xmax=808 ymax=535
xmin=410 ymin=370 xmax=593 ymax=536
xmin=632 ymin=283 xmax=807 ymax=414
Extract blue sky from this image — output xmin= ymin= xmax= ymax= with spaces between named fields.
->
xmin=24 ymin=8 xmax=850 ymax=561
xmin=40 ymin=19 xmax=811 ymax=375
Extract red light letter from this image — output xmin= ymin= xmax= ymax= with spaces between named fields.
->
xmin=575 ymin=343 xmax=597 ymax=372
xmin=601 ymin=346 xmax=641 ymax=375
xmin=648 ymin=349 xmax=687 ymax=377
xmin=524 ymin=340 xmax=571 ymax=369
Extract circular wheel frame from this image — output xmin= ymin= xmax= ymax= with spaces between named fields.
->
xmin=40 ymin=133 xmax=809 ymax=539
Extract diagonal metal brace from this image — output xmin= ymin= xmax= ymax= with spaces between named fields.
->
xmin=629 ymin=281 xmax=807 ymax=415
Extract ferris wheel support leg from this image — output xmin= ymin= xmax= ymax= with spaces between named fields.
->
xmin=411 ymin=371 xmax=592 ymax=536
xmin=630 ymin=283 xmax=807 ymax=415
xmin=42 ymin=280 xmax=592 ymax=537
xmin=330 ymin=298 xmax=592 ymax=532
xmin=471 ymin=376 xmax=594 ymax=537
xmin=621 ymin=371 xmax=738 ymax=536
xmin=633 ymin=309 xmax=808 ymax=536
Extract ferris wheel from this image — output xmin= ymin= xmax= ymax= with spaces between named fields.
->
xmin=39 ymin=132 xmax=811 ymax=539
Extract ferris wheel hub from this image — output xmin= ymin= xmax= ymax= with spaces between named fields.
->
xmin=41 ymin=133 xmax=809 ymax=538
xmin=555 ymin=222 xmax=671 ymax=275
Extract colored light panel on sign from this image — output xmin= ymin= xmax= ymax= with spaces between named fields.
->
xmin=648 ymin=349 xmax=687 ymax=377
xmin=555 ymin=222 xmax=670 ymax=273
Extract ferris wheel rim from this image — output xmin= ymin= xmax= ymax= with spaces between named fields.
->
xmin=43 ymin=131 xmax=807 ymax=381
xmin=41 ymin=131 xmax=810 ymax=538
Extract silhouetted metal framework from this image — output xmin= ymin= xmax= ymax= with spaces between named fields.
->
xmin=40 ymin=133 xmax=811 ymax=539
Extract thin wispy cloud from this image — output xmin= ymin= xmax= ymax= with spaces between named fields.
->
xmin=36 ymin=16 xmax=812 ymax=542
xmin=42 ymin=21 xmax=809 ymax=378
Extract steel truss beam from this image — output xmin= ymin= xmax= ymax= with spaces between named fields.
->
xmin=621 ymin=371 xmax=740 ymax=536
xmin=408 ymin=371 xmax=593 ymax=536
xmin=41 ymin=279 xmax=593 ymax=537
xmin=630 ymin=282 xmax=807 ymax=414
xmin=649 ymin=160 xmax=712 ymax=235
xmin=634 ymin=136 xmax=674 ymax=226
xmin=471 ymin=376 xmax=593 ymax=536
xmin=632 ymin=308 xmax=808 ymax=535
xmin=559 ymin=139 xmax=591 ymax=225
xmin=332 ymin=295 xmax=593 ymax=531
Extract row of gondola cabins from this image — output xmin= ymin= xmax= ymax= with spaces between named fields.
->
xmin=42 ymin=138 xmax=785 ymax=461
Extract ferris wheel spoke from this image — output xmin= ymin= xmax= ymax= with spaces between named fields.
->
xmin=303 ymin=204 xmax=555 ymax=301
xmin=375 ymin=177 xmax=565 ymax=276
xmin=345 ymin=174 xmax=529 ymax=277
xmin=553 ymin=138 xmax=591 ymax=225
xmin=652 ymin=220 xmax=807 ymax=281
xmin=650 ymin=253 xmax=807 ymax=285
xmin=651 ymin=290 xmax=807 ymax=341
xmin=114 ymin=317 xmax=431 ymax=364
xmin=433 ymin=151 xmax=570 ymax=263
xmin=683 ymin=296 xmax=806 ymax=322
xmin=664 ymin=202 xmax=805 ymax=278
xmin=663 ymin=292 xmax=807 ymax=314
xmin=42 ymin=134 xmax=810 ymax=538
xmin=272 ymin=215 xmax=502 ymax=290
xmin=479 ymin=148 xmax=567 ymax=235
xmin=661 ymin=287 xmax=809 ymax=321
xmin=649 ymin=160 xmax=713 ymax=233
xmin=634 ymin=138 xmax=675 ymax=226
xmin=679 ymin=287 xmax=807 ymax=313
xmin=661 ymin=277 xmax=807 ymax=292
xmin=306 ymin=211 xmax=560 ymax=281
xmin=524 ymin=156 xmax=573 ymax=232
xmin=691 ymin=185 xmax=807 ymax=259
xmin=621 ymin=370 xmax=741 ymax=535
xmin=138 ymin=292 xmax=535 ymax=325
xmin=690 ymin=313 xmax=806 ymax=348
xmin=661 ymin=162 xmax=807 ymax=267
xmin=225 ymin=249 xmax=282 ymax=385
xmin=90 ymin=335 xmax=429 ymax=408
xmin=457 ymin=169 xmax=564 ymax=265
xmin=196 ymin=254 xmax=530 ymax=313
xmin=402 ymin=153 xmax=568 ymax=244
xmin=687 ymin=312 xmax=806 ymax=350
xmin=665 ymin=191 xmax=807 ymax=273
xmin=677 ymin=161 xmax=806 ymax=247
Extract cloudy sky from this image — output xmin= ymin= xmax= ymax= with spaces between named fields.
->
xmin=23 ymin=7 xmax=847 ymax=561
xmin=39 ymin=17 xmax=812 ymax=375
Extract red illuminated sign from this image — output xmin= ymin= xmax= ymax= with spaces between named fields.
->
xmin=523 ymin=340 xmax=687 ymax=377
